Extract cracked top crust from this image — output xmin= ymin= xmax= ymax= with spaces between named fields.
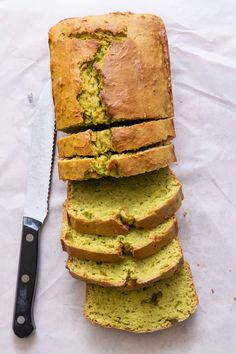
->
xmin=49 ymin=12 xmax=174 ymax=131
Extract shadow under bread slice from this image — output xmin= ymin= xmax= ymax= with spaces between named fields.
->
xmin=66 ymin=238 xmax=183 ymax=289
xmin=84 ymin=262 xmax=198 ymax=333
xmin=66 ymin=167 xmax=183 ymax=236
xmin=57 ymin=119 xmax=175 ymax=158
xmin=58 ymin=143 xmax=176 ymax=181
xmin=62 ymin=207 xmax=178 ymax=262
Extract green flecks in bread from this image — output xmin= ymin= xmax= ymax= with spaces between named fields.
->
xmin=66 ymin=238 xmax=183 ymax=288
xmin=84 ymin=262 xmax=198 ymax=332
xmin=62 ymin=214 xmax=177 ymax=261
xmin=93 ymin=129 xmax=112 ymax=155
xmin=91 ymin=154 xmax=120 ymax=177
xmin=67 ymin=168 xmax=181 ymax=224
xmin=74 ymin=31 xmax=126 ymax=125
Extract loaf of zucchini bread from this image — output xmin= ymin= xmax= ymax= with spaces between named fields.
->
xmin=49 ymin=13 xmax=173 ymax=132
xmin=49 ymin=12 xmax=198 ymax=334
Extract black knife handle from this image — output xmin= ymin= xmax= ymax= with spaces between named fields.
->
xmin=13 ymin=217 xmax=42 ymax=338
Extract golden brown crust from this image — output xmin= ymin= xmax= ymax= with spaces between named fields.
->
xmin=66 ymin=239 xmax=183 ymax=289
xmin=58 ymin=144 xmax=176 ymax=181
xmin=49 ymin=13 xmax=173 ymax=131
xmin=58 ymin=158 xmax=99 ymax=181
xmin=57 ymin=130 xmax=96 ymax=157
xmin=108 ymin=144 xmax=176 ymax=178
xmin=98 ymin=23 xmax=173 ymax=120
xmin=84 ymin=261 xmax=199 ymax=333
xmin=111 ymin=119 xmax=175 ymax=153
xmin=57 ymin=119 xmax=175 ymax=158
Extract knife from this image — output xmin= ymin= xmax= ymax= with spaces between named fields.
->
xmin=13 ymin=81 xmax=56 ymax=338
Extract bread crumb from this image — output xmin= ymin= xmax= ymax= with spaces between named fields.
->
xmin=183 ymin=211 xmax=187 ymax=217
xmin=211 ymin=289 xmax=214 ymax=294
xmin=233 ymin=297 xmax=236 ymax=301
xmin=229 ymin=269 xmax=232 ymax=272
xmin=27 ymin=92 xmax=34 ymax=104
xmin=197 ymin=263 xmax=200 ymax=267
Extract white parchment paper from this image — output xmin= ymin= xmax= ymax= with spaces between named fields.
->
xmin=0 ymin=0 xmax=236 ymax=353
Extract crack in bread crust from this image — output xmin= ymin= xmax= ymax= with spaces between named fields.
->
xmin=71 ymin=32 xmax=126 ymax=125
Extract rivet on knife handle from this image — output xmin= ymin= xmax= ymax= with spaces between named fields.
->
xmin=13 ymin=217 xmax=42 ymax=338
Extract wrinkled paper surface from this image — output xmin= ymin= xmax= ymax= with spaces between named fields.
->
xmin=0 ymin=0 xmax=236 ymax=353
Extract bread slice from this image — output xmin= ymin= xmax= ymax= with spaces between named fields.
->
xmin=58 ymin=143 xmax=176 ymax=181
xmin=49 ymin=13 xmax=173 ymax=132
xmin=62 ymin=207 xmax=178 ymax=262
xmin=66 ymin=238 xmax=183 ymax=289
xmin=84 ymin=262 xmax=198 ymax=333
xmin=66 ymin=168 xmax=183 ymax=236
xmin=57 ymin=119 xmax=175 ymax=158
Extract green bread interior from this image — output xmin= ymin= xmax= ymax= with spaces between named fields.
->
xmin=67 ymin=238 xmax=182 ymax=286
xmin=85 ymin=262 xmax=198 ymax=332
xmin=63 ymin=216 xmax=175 ymax=256
xmin=71 ymin=31 xmax=126 ymax=126
xmin=91 ymin=153 xmax=119 ymax=177
xmin=68 ymin=168 xmax=180 ymax=223
xmin=93 ymin=130 xmax=112 ymax=155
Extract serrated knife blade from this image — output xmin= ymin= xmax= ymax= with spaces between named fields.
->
xmin=13 ymin=81 xmax=56 ymax=338
xmin=24 ymin=81 xmax=55 ymax=222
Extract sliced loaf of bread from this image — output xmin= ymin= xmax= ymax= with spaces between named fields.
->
xmin=66 ymin=238 xmax=183 ymax=289
xmin=58 ymin=144 xmax=176 ymax=181
xmin=84 ymin=262 xmax=198 ymax=332
xmin=57 ymin=119 xmax=175 ymax=158
xmin=62 ymin=208 xmax=178 ymax=262
xmin=66 ymin=168 xmax=183 ymax=236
